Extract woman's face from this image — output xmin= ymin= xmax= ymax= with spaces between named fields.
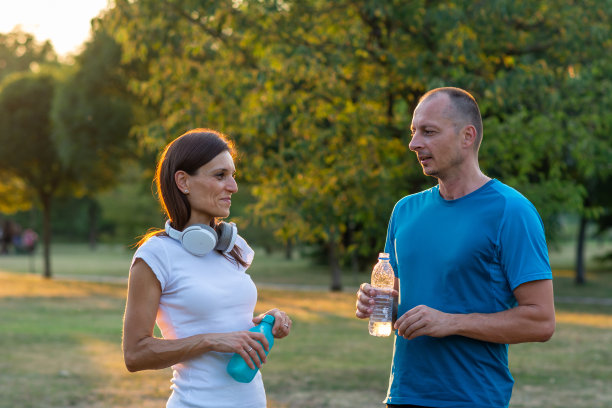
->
xmin=180 ymin=150 xmax=238 ymax=226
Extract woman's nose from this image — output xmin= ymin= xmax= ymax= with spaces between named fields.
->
xmin=227 ymin=177 xmax=238 ymax=193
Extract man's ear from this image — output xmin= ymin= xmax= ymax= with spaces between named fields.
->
xmin=175 ymin=170 xmax=189 ymax=193
xmin=462 ymin=125 xmax=477 ymax=149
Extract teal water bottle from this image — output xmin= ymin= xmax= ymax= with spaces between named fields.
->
xmin=227 ymin=315 xmax=275 ymax=383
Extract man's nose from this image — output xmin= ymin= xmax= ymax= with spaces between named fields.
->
xmin=409 ymin=133 xmax=422 ymax=152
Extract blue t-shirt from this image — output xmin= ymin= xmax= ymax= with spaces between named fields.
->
xmin=384 ymin=179 xmax=552 ymax=408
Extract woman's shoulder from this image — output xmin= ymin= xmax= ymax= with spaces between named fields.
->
xmin=135 ymin=233 xmax=175 ymax=258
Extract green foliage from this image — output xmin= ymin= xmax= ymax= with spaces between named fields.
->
xmin=0 ymin=29 xmax=57 ymax=82
xmin=101 ymin=0 xmax=612 ymax=287
xmin=96 ymin=161 xmax=164 ymax=246
xmin=0 ymin=30 xmax=58 ymax=214
xmin=0 ymin=71 xmax=65 ymax=198
xmin=51 ymin=28 xmax=134 ymax=196
xmin=0 ymin=172 xmax=33 ymax=214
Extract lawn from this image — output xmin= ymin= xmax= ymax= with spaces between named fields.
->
xmin=0 ymin=242 xmax=611 ymax=407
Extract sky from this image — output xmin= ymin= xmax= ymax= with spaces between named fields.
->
xmin=0 ymin=0 xmax=110 ymax=57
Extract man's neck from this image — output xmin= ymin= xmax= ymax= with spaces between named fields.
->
xmin=437 ymin=170 xmax=491 ymax=200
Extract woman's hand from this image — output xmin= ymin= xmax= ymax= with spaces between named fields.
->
xmin=211 ymin=307 xmax=293 ymax=369
xmin=254 ymin=308 xmax=292 ymax=338
xmin=203 ymin=331 xmax=269 ymax=369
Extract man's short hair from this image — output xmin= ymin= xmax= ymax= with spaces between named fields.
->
xmin=420 ymin=87 xmax=483 ymax=148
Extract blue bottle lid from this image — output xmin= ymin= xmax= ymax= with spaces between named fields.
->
xmin=261 ymin=315 xmax=275 ymax=325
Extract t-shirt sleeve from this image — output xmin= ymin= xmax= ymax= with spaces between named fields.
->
xmin=499 ymin=197 xmax=552 ymax=290
xmin=384 ymin=202 xmax=399 ymax=277
xmin=131 ymin=236 xmax=171 ymax=290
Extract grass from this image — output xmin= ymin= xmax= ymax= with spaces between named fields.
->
xmin=0 ymin=243 xmax=339 ymax=286
xmin=0 ymin=273 xmax=392 ymax=408
xmin=0 ymin=241 xmax=611 ymax=407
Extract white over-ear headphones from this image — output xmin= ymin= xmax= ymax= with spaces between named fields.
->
xmin=165 ymin=220 xmax=238 ymax=256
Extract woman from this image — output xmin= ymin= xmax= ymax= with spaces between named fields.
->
xmin=123 ymin=128 xmax=292 ymax=407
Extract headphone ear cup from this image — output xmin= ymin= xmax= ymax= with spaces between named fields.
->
xmin=181 ymin=224 xmax=217 ymax=256
xmin=215 ymin=222 xmax=237 ymax=253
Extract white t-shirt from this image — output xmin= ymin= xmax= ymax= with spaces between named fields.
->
xmin=132 ymin=234 xmax=266 ymax=408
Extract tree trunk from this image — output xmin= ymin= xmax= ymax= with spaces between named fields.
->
xmin=88 ymin=198 xmax=99 ymax=250
xmin=41 ymin=195 xmax=52 ymax=279
xmin=328 ymin=240 xmax=342 ymax=292
xmin=284 ymin=238 xmax=293 ymax=260
xmin=575 ymin=214 xmax=587 ymax=285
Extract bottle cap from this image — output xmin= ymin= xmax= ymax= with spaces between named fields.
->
xmin=261 ymin=315 xmax=275 ymax=325
xmin=378 ymin=252 xmax=389 ymax=259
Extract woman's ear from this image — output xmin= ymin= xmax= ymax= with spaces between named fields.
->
xmin=175 ymin=170 xmax=190 ymax=194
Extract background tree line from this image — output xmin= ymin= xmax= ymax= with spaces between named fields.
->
xmin=1 ymin=0 xmax=611 ymax=289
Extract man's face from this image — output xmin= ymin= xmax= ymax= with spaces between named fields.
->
xmin=409 ymin=94 xmax=464 ymax=179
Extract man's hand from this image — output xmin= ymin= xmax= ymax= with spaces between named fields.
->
xmin=394 ymin=305 xmax=454 ymax=339
xmin=355 ymin=283 xmax=398 ymax=319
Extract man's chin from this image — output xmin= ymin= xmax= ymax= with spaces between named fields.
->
xmin=421 ymin=167 xmax=438 ymax=177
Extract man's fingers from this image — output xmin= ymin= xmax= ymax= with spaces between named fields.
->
xmin=356 ymin=283 xmax=376 ymax=318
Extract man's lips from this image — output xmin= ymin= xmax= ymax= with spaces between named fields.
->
xmin=418 ymin=154 xmax=432 ymax=164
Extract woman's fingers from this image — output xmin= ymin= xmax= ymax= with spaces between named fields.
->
xmin=247 ymin=332 xmax=268 ymax=365
xmin=255 ymin=309 xmax=293 ymax=338
xmin=273 ymin=312 xmax=292 ymax=338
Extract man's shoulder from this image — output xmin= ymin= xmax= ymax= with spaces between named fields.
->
xmin=396 ymin=186 xmax=437 ymax=204
xmin=488 ymin=180 xmax=536 ymax=209
xmin=392 ymin=186 xmax=437 ymax=214
xmin=485 ymin=180 xmax=543 ymax=225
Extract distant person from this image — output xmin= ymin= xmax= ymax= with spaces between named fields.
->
xmin=355 ymin=87 xmax=555 ymax=407
xmin=21 ymin=228 xmax=38 ymax=254
xmin=123 ymin=129 xmax=292 ymax=408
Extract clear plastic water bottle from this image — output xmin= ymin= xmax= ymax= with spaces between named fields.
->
xmin=227 ymin=315 xmax=275 ymax=383
xmin=369 ymin=252 xmax=395 ymax=337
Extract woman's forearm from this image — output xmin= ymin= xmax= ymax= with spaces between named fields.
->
xmin=124 ymin=334 xmax=211 ymax=372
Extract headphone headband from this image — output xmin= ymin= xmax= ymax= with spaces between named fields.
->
xmin=165 ymin=220 xmax=237 ymax=256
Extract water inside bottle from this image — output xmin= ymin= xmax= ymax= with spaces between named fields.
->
xmin=369 ymin=288 xmax=393 ymax=337
xmin=369 ymin=321 xmax=392 ymax=337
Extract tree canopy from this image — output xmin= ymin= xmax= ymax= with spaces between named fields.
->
xmin=2 ymin=1 xmax=609 ymax=286
xmin=100 ymin=0 xmax=612 ymax=289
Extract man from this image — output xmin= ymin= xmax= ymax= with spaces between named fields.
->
xmin=355 ymin=87 xmax=555 ymax=408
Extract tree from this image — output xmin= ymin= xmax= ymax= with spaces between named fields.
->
xmin=102 ymin=0 xmax=612 ymax=290
xmin=0 ymin=28 xmax=56 ymax=82
xmin=104 ymin=0 xmax=428 ymax=290
xmin=0 ymin=29 xmax=58 ymax=215
xmin=0 ymin=25 xmax=135 ymax=276
xmin=0 ymin=71 xmax=67 ymax=278
xmin=475 ymin=2 xmax=612 ymax=284
xmin=51 ymin=24 xmax=134 ymax=248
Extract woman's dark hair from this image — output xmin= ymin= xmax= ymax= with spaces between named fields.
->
xmin=137 ymin=128 xmax=248 ymax=267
